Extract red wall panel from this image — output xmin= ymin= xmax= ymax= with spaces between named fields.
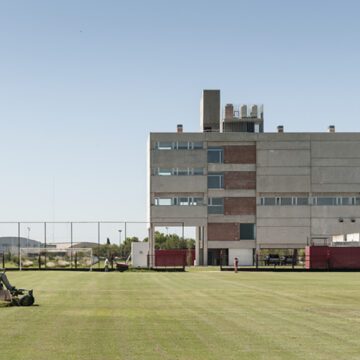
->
xmin=306 ymin=246 xmax=360 ymax=269
xmin=224 ymin=197 xmax=256 ymax=215
xmin=224 ymin=171 xmax=256 ymax=190
xmin=208 ymin=223 xmax=240 ymax=241
xmin=155 ymin=250 xmax=195 ymax=267
xmin=223 ymin=145 xmax=256 ymax=164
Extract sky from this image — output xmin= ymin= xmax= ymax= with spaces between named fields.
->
xmin=0 ymin=0 xmax=360 ymax=240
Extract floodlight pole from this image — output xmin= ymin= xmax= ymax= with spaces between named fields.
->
xmin=118 ymin=230 xmax=122 ymax=258
xmin=118 ymin=230 xmax=122 ymax=248
xmin=27 ymin=226 xmax=31 ymax=250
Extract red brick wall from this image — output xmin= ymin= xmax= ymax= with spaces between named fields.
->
xmin=224 ymin=171 xmax=256 ymax=190
xmin=208 ymin=223 xmax=240 ymax=241
xmin=224 ymin=197 xmax=256 ymax=215
xmin=223 ymin=145 xmax=256 ymax=164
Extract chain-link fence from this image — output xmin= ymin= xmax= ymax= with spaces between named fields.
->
xmin=0 ymin=221 xmax=150 ymax=271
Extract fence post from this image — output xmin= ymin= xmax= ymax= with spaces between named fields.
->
xmin=18 ymin=222 xmax=21 ymax=270
xmin=2 ymin=252 xmax=4 ymax=268
xmin=71 ymin=222 xmax=73 ymax=269
xmin=44 ymin=222 xmax=47 ymax=269
xmin=98 ymin=222 xmax=100 ymax=270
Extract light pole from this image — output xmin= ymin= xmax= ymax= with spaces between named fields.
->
xmin=27 ymin=227 xmax=31 ymax=249
xmin=118 ymin=230 xmax=122 ymax=258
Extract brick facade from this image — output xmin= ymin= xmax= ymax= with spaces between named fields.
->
xmin=208 ymin=223 xmax=240 ymax=241
xmin=224 ymin=171 xmax=256 ymax=190
xmin=223 ymin=145 xmax=256 ymax=164
xmin=224 ymin=197 xmax=256 ymax=215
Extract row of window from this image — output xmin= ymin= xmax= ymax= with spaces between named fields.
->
xmin=154 ymin=168 xmax=204 ymax=176
xmin=260 ymin=197 xmax=360 ymax=206
xmin=155 ymin=142 xmax=203 ymax=150
xmin=260 ymin=197 xmax=309 ymax=206
xmin=154 ymin=197 xmax=204 ymax=206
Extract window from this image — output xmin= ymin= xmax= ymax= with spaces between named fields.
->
xmin=208 ymin=198 xmax=224 ymax=214
xmin=240 ymin=224 xmax=255 ymax=240
xmin=155 ymin=141 xmax=203 ymax=150
xmin=208 ymin=173 xmax=223 ymax=189
xmin=263 ymin=197 xmax=276 ymax=206
xmin=156 ymin=142 xmax=173 ymax=150
xmin=155 ymin=198 xmax=172 ymax=206
xmin=192 ymin=168 xmax=204 ymax=175
xmin=315 ymin=197 xmax=337 ymax=206
xmin=155 ymin=168 xmax=173 ymax=176
xmin=177 ymin=168 xmax=188 ymax=176
xmin=154 ymin=168 xmax=204 ymax=176
xmin=193 ymin=142 xmax=204 ymax=149
xmin=177 ymin=142 xmax=189 ymax=150
xmin=179 ymin=197 xmax=190 ymax=206
xmin=207 ymin=147 xmax=223 ymax=163
xmin=280 ymin=197 xmax=292 ymax=206
xmin=154 ymin=197 xmax=203 ymax=206
xmin=296 ymin=197 xmax=309 ymax=205
xmin=260 ymin=197 xmax=309 ymax=206
xmin=192 ymin=198 xmax=203 ymax=206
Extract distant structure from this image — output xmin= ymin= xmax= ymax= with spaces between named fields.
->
xmin=0 ymin=237 xmax=41 ymax=254
xmin=147 ymin=89 xmax=360 ymax=267
xmin=46 ymin=242 xmax=99 ymax=249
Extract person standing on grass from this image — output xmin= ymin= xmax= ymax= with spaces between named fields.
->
xmin=104 ymin=258 xmax=109 ymax=272
xmin=234 ymin=257 xmax=239 ymax=273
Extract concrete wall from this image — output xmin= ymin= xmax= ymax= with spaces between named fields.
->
xmin=151 ymin=176 xmax=206 ymax=193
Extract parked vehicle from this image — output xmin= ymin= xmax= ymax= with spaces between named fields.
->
xmin=264 ymin=254 xmax=280 ymax=266
xmin=280 ymin=255 xmax=296 ymax=266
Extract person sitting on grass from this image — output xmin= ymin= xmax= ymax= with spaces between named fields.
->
xmin=0 ymin=269 xmax=17 ymax=293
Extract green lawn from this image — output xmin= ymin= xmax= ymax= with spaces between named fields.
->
xmin=2 ymin=270 xmax=360 ymax=360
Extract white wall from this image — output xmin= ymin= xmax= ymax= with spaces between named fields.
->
xmin=228 ymin=249 xmax=253 ymax=266
xmin=131 ymin=242 xmax=149 ymax=268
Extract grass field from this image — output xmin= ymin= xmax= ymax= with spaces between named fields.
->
xmin=2 ymin=270 xmax=360 ymax=360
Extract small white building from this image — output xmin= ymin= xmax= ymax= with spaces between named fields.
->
xmin=131 ymin=242 xmax=148 ymax=268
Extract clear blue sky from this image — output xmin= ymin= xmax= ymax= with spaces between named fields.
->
xmin=1 ymin=0 xmax=360 ymax=232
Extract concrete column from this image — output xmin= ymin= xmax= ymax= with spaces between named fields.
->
xmin=148 ymin=225 xmax=155 ymax=268
xmin=195 ymin=226 xmax=200 ymax=266
xmin=203 ymin=224 xmax=208 ymax=266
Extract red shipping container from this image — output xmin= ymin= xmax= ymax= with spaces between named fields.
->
xmin=306 ymin=246 xmax=360 ymax=270
xmin=155 ymin=249 xmax=195 ymax=267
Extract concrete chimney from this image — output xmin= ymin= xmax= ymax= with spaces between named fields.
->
xmin=328 ymin=125 xmax=335 ymax=133
xmin=277 ymin=125 xmax=284 ymax=133
xmin=177 ymin=124 xmax=183 ymax=133
xmin=224 ymin=104 xmax=234 ymax=119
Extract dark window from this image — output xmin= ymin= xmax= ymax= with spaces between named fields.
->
xmin=316 ymin=197 xmax=336 ymax=206
xmin=208 ymin=198 xmax=224 ymax=214
xmin=246 ymin=122 xmax=255 ymax=133
xmin=207 ymin=147 xmax=223 ymax=163
xmin=208 ymin=173 xmax=223 ymax=188
xmin=297 ymin=197 xmax=309 ymax=205
xmin=240 ymin=224 xmax=255 ymax=240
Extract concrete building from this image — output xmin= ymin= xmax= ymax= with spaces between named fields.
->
xmin=147 ymin=89 xmax=360 ymax=266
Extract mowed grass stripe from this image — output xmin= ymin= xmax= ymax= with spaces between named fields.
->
xmin=2 ymin=271 xmax=360 ymax=359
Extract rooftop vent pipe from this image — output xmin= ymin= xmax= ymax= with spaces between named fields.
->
xmin=177 ymin=124 xmax=183 ymax=133
xmin=328 ymin=125 xmax=335 ymax=133
xmin=277 ymin=125 xmax=284 ymax=133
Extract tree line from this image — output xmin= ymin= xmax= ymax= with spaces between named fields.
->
xmin=95 ymin=232 xmax=195 ymax=260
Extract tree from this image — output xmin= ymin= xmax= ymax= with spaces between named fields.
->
xmin=106 ymin=238 xmax=111 ymax=245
